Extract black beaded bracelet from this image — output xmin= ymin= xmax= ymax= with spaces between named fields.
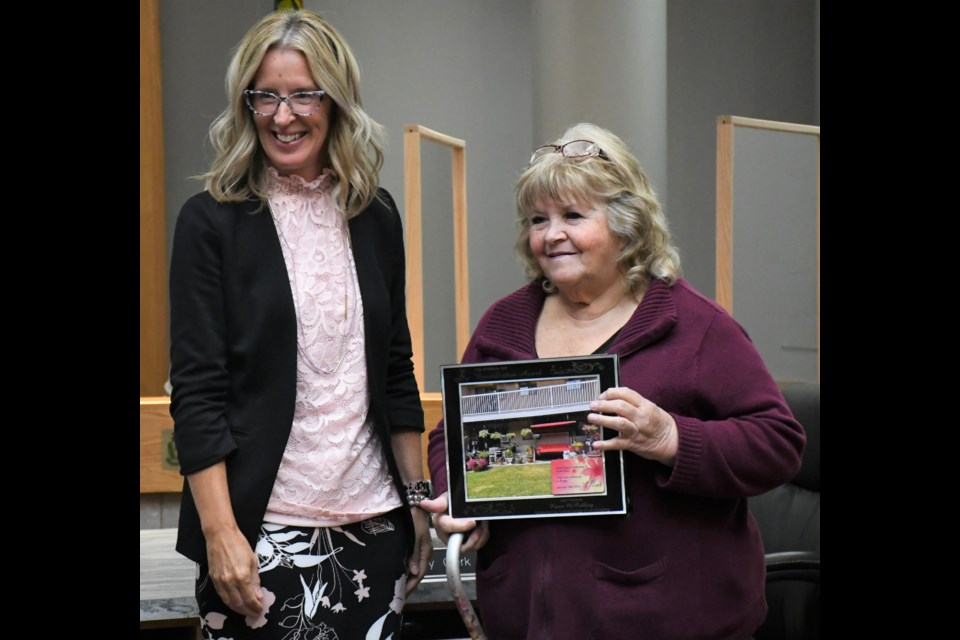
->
xmin=404 ymin=480 xmax=432 ymax=507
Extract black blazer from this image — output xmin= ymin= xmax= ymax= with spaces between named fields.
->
xmin=169 ymin=188 xmax=424 ymax=563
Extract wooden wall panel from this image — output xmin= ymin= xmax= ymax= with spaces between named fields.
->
xmin=140 ymin=397 xmax=181 ymax=493
xmin=140 ymin=0 xmax=169 ymax=395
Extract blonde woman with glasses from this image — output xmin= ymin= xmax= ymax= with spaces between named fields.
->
xmin=169 ymin=10 xmax=431 ymax=639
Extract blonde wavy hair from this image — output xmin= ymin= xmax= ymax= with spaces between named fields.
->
xmin=202 ymin=10 xmax=384 ymax=218
xmin=515 ymin=123 xmax=681 ymax=293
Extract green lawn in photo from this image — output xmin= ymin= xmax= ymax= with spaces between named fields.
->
xmin=466 ymin=463 xmax=553 ymax=498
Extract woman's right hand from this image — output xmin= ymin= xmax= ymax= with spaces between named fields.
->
xmin=204 ymin=524 xmax=265 ymax=618
xmin=419 ymin=492 xmax=489 ymax=552
xmin=188 ymin=463 xmax=264 ymax=618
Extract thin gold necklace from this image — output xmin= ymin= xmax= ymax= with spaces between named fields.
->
xmin=271 ymin=205 xmax=358 ymax=375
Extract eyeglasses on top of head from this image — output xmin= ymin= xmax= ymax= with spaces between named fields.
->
xmin=243 ymin=89 xmax=327 ymax=116
xmin=530 ymin=139 xmax=608 ymax=164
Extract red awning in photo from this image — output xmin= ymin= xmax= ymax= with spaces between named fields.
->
xmin=531 ymin=420 xmax=576 ymax=429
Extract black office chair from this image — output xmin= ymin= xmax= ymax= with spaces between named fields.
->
xmin=751 ymin=382 xmax=820 ymax=640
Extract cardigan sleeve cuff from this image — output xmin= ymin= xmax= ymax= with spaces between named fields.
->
xmin=656 ymin=413 xmax=702 ymax=491
xmin=427 ymin=453 xmax=449 ymax=496
xmin=426 ymin=422 xmax=450 ymax=496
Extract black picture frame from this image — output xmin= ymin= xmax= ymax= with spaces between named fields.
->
xmin=441 ymin=354 xmax=626 ymax=520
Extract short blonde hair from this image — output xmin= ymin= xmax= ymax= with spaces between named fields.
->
xmin=515 ymin=123 xmax=680 ymax=292
xmin=203 ymin=10 xmax=384 ymax=218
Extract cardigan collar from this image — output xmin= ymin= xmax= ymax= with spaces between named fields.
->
xmin=474 ymin=279 xmax=679 ymax=361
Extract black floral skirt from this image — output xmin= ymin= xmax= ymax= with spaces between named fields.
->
xmin=196 ymin=509 xmax=408 ymax=639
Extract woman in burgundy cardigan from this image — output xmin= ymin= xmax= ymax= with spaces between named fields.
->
xmin=422 ymin=123 xmax=804 ymax=639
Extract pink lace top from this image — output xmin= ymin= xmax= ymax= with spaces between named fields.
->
xmin=263 ymin=168 xmax=401 ymax=527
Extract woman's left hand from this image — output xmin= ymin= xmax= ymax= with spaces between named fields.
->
xmin=405 ymin=507 xmax=433 ymax=595
xmin=588 ymin=387 xmax=679 ymax=466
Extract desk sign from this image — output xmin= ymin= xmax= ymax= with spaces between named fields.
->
xmin=441 ymin=355 xmax=626 ymax=521
xmin=421 ymin=545 xmax=477 ymax=583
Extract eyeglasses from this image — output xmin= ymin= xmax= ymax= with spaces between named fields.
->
xmin=243 ymin=89 xmax=327 ymax=116
xmin=530 ymin=139 xmax=608 ymax=164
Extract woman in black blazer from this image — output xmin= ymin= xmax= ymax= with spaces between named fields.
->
xmin=169 ymin=10 xmax=430 ymax=639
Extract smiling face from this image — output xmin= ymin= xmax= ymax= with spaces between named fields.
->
xmin=251 ymin=48 xmax=332 ymax=182
xmin=527 ymin=198 xmax=626 ymax=299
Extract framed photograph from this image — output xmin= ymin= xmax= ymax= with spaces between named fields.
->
xmin=441 ymin=354 xmax=626 ymax=520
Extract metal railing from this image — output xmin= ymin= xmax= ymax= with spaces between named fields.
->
xmin=461 ymin=379 xmax=600 ymax=418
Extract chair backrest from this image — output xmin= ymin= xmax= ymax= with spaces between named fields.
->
xmin=750 ymin=381 xmax=820 ymax=640
xmin=752 ymin=382 xmax=820 ymax=554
